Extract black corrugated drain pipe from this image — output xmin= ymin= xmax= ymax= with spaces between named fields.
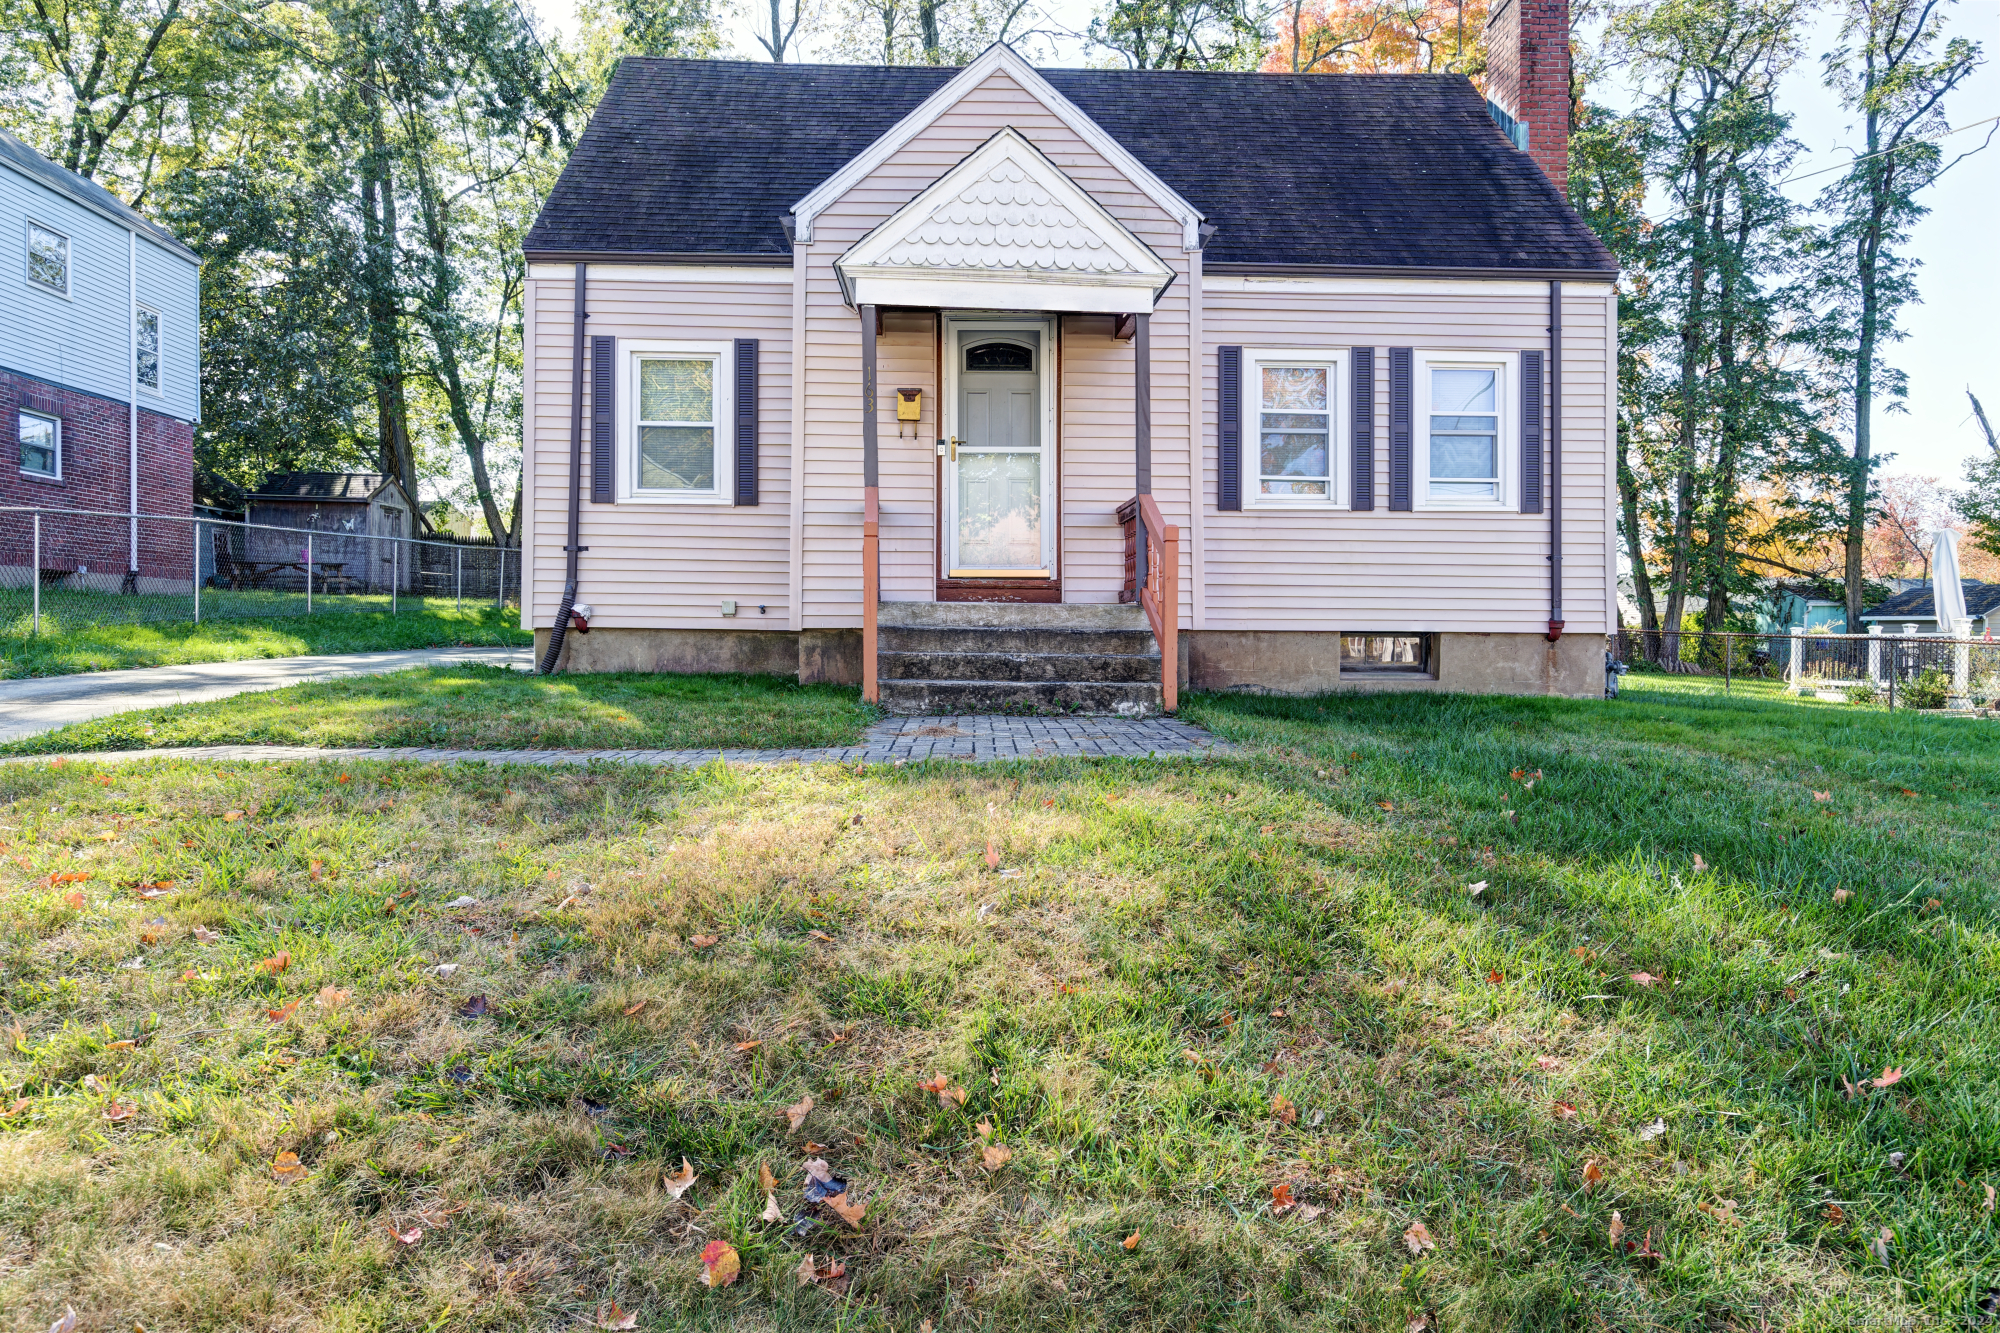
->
xmin=1546 ymin=278 xmax=1564 ymax=642
xmin=538 ymin=262 xmax=588 ymax=675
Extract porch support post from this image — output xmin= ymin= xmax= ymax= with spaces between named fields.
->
xmin=1133 ymin=313 xmax=1151 ymax=594
xmin=861 ymin=303 xmax=880 ymax=705
xmin=1134 ymin=313 xmax=1151 ymax=495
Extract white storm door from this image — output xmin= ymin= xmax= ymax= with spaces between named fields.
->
xmin=944 ymin=324 xmax=1053 ymax=578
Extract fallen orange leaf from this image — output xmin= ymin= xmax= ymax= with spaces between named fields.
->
xmin=700 ymin=1240 xmax=741 ymax=1288
xmin=315 ymin=986 xmax=351 ymax=1009
xmin=1271 ymin=1182 xmax=1296 ymax=1213
xmin=1628 ymin=972 xmax=1660 ymax=988
xmin=592 ymin=1300 xmax=639 ymax=1329
xmin=385 ymin=1220 xmax=423 ymax=1245
xmin=1402 ymin=1220 xmax=1436 ymax=1254
xmin=271 ymin=1150 xmax=309 ymax=1183
xmin=1870 ymin=1066 xmax=1904 ymax=1089
xmin=1122 ymin=1230 xmax=1140 ymax=1250
xmin=689 ymin=934 xmax=719 ymax=949
xmin=981 ymin=1143 xmax=1013 ymax=1173
xmin=662 ymin=1157 xmax=698 ymax=1200
xmin=223 ymin=810 xmax=246 ymax=821
xmin=825 ymin=1191 xmax=867 ymax=1228
xmin=104 ymin=1099 xmax=137 ymax=1122
xmin=258 ymin=952 xmax=291 ymax=975
xmin=785 ymin=1093 xmax=814 ymax=1131
xmin=268 ymin=997 xmax=303 ymax=1023
xmin=1271 ymin=1093 xmax=1298 ymax=1125
xmin=623 ymin=1000 xmax=646 ymax=1016
xmin=62 ymin=891 xmax=84 ymax=910
xmin=1581 ymin=1159 xmax=1606 ymax=1189
xmin=735 ymin=1039 xmax=764 ymax=1053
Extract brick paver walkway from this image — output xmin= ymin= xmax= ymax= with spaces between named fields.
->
xmin=14 ymin=714 xmax=1231 ymax=769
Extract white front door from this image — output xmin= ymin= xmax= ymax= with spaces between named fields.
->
xmin=943 ymin=321 xmax=1054 ymax=579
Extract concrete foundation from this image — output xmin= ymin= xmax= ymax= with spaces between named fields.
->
xmin=532 ymin=626 xmax=862 ymax=683
xmin=531 ymin=625 xmax=1603 ymax=698
xmin=1186 ymin=630 xmax=1602 ymax=698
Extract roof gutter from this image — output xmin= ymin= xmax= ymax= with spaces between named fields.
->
xmin=537 ymin=262 xmax=589 ymax=675
xmin=1546 ymin=278 xmax=1564 ymax=642
xmin=1205 ymin=262 xmax=1618 ymax=282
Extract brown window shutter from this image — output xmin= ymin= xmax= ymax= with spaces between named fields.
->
xmin=1388 ymin=347 xmax=1413 ymax=511
xmin=1217 ymin=345 xmax=1242 ymax=510
xmin=590 ymin=335 xmax=615 ymax=504
xmin=1350 ymin=347 xmax=1375 ymax=511
xmin=1520 ymin=349 xmax=1544 ymax=514
xmin=734 ymin=338 xmax=759 ymax=505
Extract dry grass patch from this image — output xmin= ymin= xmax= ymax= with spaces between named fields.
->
xmin=5 ymin=677 xmax=1996 ymax=1330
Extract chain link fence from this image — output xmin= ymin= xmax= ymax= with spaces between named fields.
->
xmin=1610 ymin=627 xmax=2000 ymax=709
xmin=1 ymin=506 xmax=519 ymax=634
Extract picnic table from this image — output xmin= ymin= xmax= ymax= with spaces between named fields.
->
xmin=224 ymin=560 xmax=351 ymax=592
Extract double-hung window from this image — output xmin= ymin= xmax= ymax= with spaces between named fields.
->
xmin=1242 ymin=349 xmax=1345 ymax=505
xmin=26 ymin=220 xmax=68 ymax=296
xmin=20 ymin=411 xmax=59 ymax=479
xmin=620 ymin=342 xmax=733 ymax=502
xmin=1417 ymin=355 xmax=1510 ymax=508
xmin=136 ymin=305 xmax=162 ymax=393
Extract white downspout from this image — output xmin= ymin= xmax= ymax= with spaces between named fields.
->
xmin=128 ymin=230 xmax=139 ymax=577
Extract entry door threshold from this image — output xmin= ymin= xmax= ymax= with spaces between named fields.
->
xmin=948 ymin=570 xmax=1051 ymax=579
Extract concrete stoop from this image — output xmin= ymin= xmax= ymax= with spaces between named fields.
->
xmin=875 ymin=602 xmax=1165 ymax=716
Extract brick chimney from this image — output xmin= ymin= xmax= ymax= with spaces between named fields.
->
xmin=1484 ymin=0 xmax=1571 ymax=193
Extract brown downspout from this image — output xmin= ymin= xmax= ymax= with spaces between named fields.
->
xmin=537 ymin=262 xmax=588 ymax=674
xmin=1546 ymin=279 xmax=1564 ymax=642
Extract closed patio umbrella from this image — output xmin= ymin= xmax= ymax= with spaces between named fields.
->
xmin=1933 ymin=529 xmax=1970 ymax=697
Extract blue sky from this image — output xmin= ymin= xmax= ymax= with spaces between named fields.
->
xmin=527 ymin=0 xmax=2000 ymax=487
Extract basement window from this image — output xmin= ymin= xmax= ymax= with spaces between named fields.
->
xmin=20 ymin=410 xmax=60 ymax=479
xmin=1341 ymin=633 xmax=1433 ymax=675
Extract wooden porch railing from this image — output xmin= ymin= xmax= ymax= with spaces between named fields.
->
xmin=1116 ymin=494 xmax=1178 ymax=712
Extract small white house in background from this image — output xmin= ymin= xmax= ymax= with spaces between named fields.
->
xmin=518 ymin=2 xmax=1616 ymax=712
xmin=1860 ymin=581 xmax=1999 ymax=638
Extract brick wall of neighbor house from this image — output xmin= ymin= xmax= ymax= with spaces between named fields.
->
xmin=1 ymin=367 xmax=194 ymax=585
xmin=1486 ymin=0 xmax=1571 ymax=193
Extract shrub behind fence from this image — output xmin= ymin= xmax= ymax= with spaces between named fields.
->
xmin=1 ymin=506 xmax=519 ymax=633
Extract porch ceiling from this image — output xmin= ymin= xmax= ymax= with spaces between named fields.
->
xmin=836 ymin=127 xmax=1173 ymax=316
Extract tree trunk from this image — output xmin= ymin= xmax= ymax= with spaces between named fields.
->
xmin=1660 ymin=145 xmax=1711 ymax=671
xmin=920 ymin=0 xmax=941 ymax=62
xmin=360 ymin=68 xmax=424 ymax=532
xmin=1700 ymin=170 xmax=1752 ymax=644
xmin=1842 ymin=75 xmax=1886 ymax=632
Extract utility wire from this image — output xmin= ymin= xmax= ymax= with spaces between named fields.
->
xmin=1639 ymin=111 xmax=1999 ymax=227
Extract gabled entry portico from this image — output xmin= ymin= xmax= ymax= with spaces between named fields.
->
xmin=834 ymin=125 xmax=1186 ymax=709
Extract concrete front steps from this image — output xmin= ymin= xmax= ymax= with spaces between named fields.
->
xmin=876 ymin=602 xmax=1164 ymax=715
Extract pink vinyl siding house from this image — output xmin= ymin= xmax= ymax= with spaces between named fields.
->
xmin=521 ymin=2 xmax=1614 ymax=711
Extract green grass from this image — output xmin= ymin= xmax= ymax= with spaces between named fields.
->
xmin=0 ymin=604 xmax=530 ymax=678
xmin=0 ymin=667 xmax=878 ymax=754
xmin=2 ymin=674 xmax=1996 ymax=1331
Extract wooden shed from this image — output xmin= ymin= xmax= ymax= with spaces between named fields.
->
xmin=242 ymin=472 xmax=417 ymax=593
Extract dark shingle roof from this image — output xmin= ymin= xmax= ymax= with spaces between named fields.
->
xmin=525 ymin=59 xmax=1616 ymax=274
xmin=0 ymin=126 xmax=198 ymax=262
xmin=1862 ymin=581 xmax=2000 ymax=621
xmin=248 ymin=472 xmax=390 ymax=503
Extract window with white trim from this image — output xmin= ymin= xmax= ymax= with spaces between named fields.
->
xmin=1242 ymin=348 xmax=1345 ymax=505
xmin=1418 ymin=354 xmax=1511 ymax=509
xmin=620 ymin=342 xmax=733 ymax=502
xmin=136 ymin=305 xmax=161 ymax=392
xmin=20 ymin=411 xmax=60 ymax=479
xmin=26 ymin=220 xmax=68 ymax=296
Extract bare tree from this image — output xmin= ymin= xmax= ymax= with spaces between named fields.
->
xmin=755 ymin=0 xmax=809 ymax=59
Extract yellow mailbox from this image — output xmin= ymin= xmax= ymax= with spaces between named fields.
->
xmin=895 ymin=388 xmax=922 ymax=436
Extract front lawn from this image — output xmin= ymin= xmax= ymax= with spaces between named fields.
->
xmin=2 ymin=680 xmax=1995 ymax=1331
xmin=0 ymin=604 xmax=531 ymax=678
xmin=0 ymin=667 xmax=877 ymax=754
